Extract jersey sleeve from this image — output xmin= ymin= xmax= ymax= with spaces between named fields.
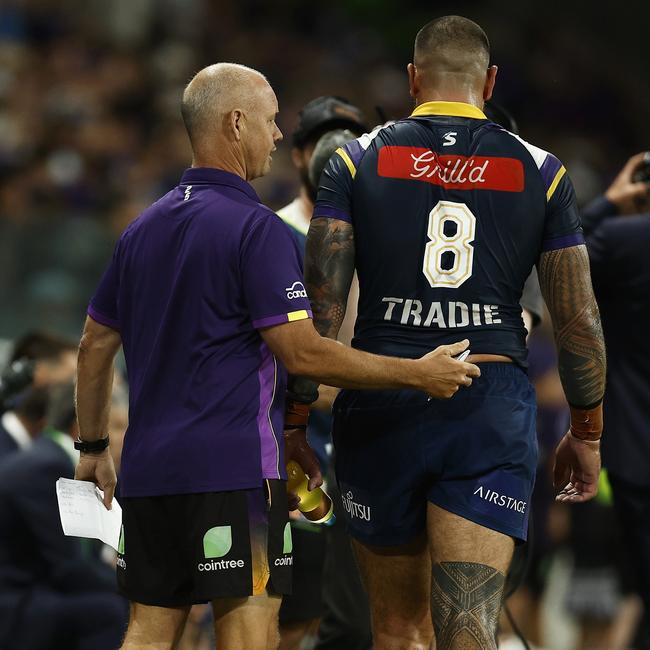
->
xmin=312 ymin=145 xmax=356 ymax=223
xmin=541 ymin=158 xmax=585 ymax=251
xmin=88 ymin=242 xmax=121 ymax=330
xmin=241 ymin=213 xmax=313 ymax=329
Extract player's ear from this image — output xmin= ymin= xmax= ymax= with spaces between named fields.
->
xmin=483 ymin=65 xmax=498 ymax=102
xmin=407 ymin=63 xmax=419 ymax=99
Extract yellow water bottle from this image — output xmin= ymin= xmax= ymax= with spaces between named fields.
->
xmin=286 ymin=460 xmax=335 ymax=525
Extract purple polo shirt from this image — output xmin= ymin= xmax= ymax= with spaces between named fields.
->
xmin=88 ymin=168 xmax=312 ymax=497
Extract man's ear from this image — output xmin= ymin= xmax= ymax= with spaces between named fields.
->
xmin=407 ymin=63 xmax=419 ymax=99
xmin=483 ymin=65 xmax=498 ymax=101
xmin=229 ymin=109 xmax=244 ymax=141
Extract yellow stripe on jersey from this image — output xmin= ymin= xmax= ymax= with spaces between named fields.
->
xmin=410 ymin=101 xmax=487 ymax=120
xmin=335 ymin=147 xmax=357 ymax=178
xmin=546 ymin=166 xmax=566 ymax=201
xmin=287 ymin=310 xmax=310 ymax=322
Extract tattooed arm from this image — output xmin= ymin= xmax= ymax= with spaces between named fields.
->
xmin=285 ymin=217 xmax=355 ymax=407
xmin=538 ymin=244 xmax=606 ymax=502
xmin=305 ymin=218 xmax=355 ymax=338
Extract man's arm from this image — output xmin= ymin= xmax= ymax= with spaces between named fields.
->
xmin=304 ymin=218 xmax=355 ymax=338
xmin=262 ymin=319 xmax=477 ymax=398
xmin=74 ymin=316 xmax=122 ymax=508
xmin=284 ymin=218 xmax=355 ymax=417
xmin=537 ymin=244 xmax=606 ymax=501
xmin=581 ymin=152 xmax=650 ymax=234
xmin=538 ymin=245 xmax=605 ymax=406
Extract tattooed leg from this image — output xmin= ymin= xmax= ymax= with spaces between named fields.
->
xmin=431 ymin=562 xmax=504 ymax=649
xmin=427 ymin=503 xmax=514 ymax=650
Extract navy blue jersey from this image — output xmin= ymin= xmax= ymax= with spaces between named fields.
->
xmin=313 ymin=101 xmax=583 ymax=367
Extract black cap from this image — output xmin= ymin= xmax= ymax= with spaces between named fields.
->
xmin=292 ymin=96 xmax=367 ymax=148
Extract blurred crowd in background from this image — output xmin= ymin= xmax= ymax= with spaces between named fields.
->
xmin=0 ymin=0 xmax=649 ymax=338
xmin=0 ymin=1 xmax=649 ymax=648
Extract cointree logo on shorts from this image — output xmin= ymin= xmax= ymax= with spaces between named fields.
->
xmin=116 ymin=525 xmax=126 ymax=569
xmin=198 ymin=526 xmax=245 ymax=572
xmin=274 ymin=522 xmax=293 ymax=567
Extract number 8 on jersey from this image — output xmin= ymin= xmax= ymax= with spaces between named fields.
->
xmin=423 ymin=200 xmax=476 ymax=289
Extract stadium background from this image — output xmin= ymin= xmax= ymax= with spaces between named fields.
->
xmin=0 ymin=1 xmax=648 ymax=648
xmin=0 ymin=0 xmax=649 ymax=339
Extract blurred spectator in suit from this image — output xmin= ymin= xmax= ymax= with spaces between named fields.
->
xmin=0 ymin=331 xmax=77 ymax=458
xmin=581 ymin=152 xmax=650 ymax=648
xmin=0 ymin=382 xmax=128 ymax=650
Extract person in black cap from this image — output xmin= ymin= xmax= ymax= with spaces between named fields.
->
xmin=277 ymin=96 xmax=367 ymax=246
xmin=276 ymin=98 xmax=367 ymax=650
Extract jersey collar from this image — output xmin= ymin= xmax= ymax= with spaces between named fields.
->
xmin=410 ymin=101 xmax=487 ymax=120
xmin=180 ymin=167 xmax=260 ymax=202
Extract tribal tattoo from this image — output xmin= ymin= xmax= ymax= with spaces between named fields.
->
xmin=431 ymin=562 xmax=504 ymax=650
xmin=305 ymin=218 xmax=355 ymax=339
xmin=538 ymin=245 xmax=606 ymax=408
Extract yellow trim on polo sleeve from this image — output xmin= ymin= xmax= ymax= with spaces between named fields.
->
xmin=335 ymin=148 xmax=357 ymax=179
xmin=546 ymin=166 xmax=566 ymax=201
xmin=287 ymin=310 xmax=310 ymax=322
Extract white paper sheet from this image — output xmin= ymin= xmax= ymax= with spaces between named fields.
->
xmin=55 ymin=478 xmax=122 ymax=551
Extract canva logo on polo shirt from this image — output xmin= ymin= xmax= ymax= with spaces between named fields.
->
xmin=285 ymin=281 xmax=308 ymax=299
xmin=274 ymin=522 xmax=293 ymax=566
xmin=198 ymin=526 xmax=245 ymax=572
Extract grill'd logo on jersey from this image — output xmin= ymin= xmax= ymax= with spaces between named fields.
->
xmin=285 ymin=281 xmax=308 ymax=299
xmin=377 ymin=147 xmax=524 ymax=192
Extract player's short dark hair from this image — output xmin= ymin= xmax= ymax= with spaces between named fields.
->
xmin=10 ymin=331 xmax=76 ymax=363
xmin=414 ymin=16 xmax=490 ymax=68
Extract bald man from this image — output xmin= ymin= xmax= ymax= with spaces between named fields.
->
xmin=304 ymin=16 xmax=605 ymax=649
xmin=73 ymin=63 xmax=480 ymax=649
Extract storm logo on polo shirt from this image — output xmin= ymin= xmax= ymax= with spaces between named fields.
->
xmin=285 ymin=281 xmax=308 ymax=299
xmin=198 ymin=526 xmax=245 ymax=572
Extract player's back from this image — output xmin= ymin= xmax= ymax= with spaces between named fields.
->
xmin=314 ymin=102 xmax=582 ymax=366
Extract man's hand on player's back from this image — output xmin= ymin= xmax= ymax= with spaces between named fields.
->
xmin=417 ymin=339 xmax=481 ymax=399
xmin=261 ymin=320 xmax=479 ymax=399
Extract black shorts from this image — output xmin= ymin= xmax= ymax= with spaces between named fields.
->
xmin=278 ymin=521 xmax=327 ymax=624
xmin=117 ymin=480 xmax=292 ymax=607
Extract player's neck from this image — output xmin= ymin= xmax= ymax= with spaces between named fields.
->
xmin=415 ymin=88 xmax=484 ymax=110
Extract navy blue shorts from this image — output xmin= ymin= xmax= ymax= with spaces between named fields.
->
xmin=332 ymin=363 xmax=537 ymax=546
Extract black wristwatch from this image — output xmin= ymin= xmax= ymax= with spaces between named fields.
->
xmin=74 ymin=436 xmax=110 ymax=453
